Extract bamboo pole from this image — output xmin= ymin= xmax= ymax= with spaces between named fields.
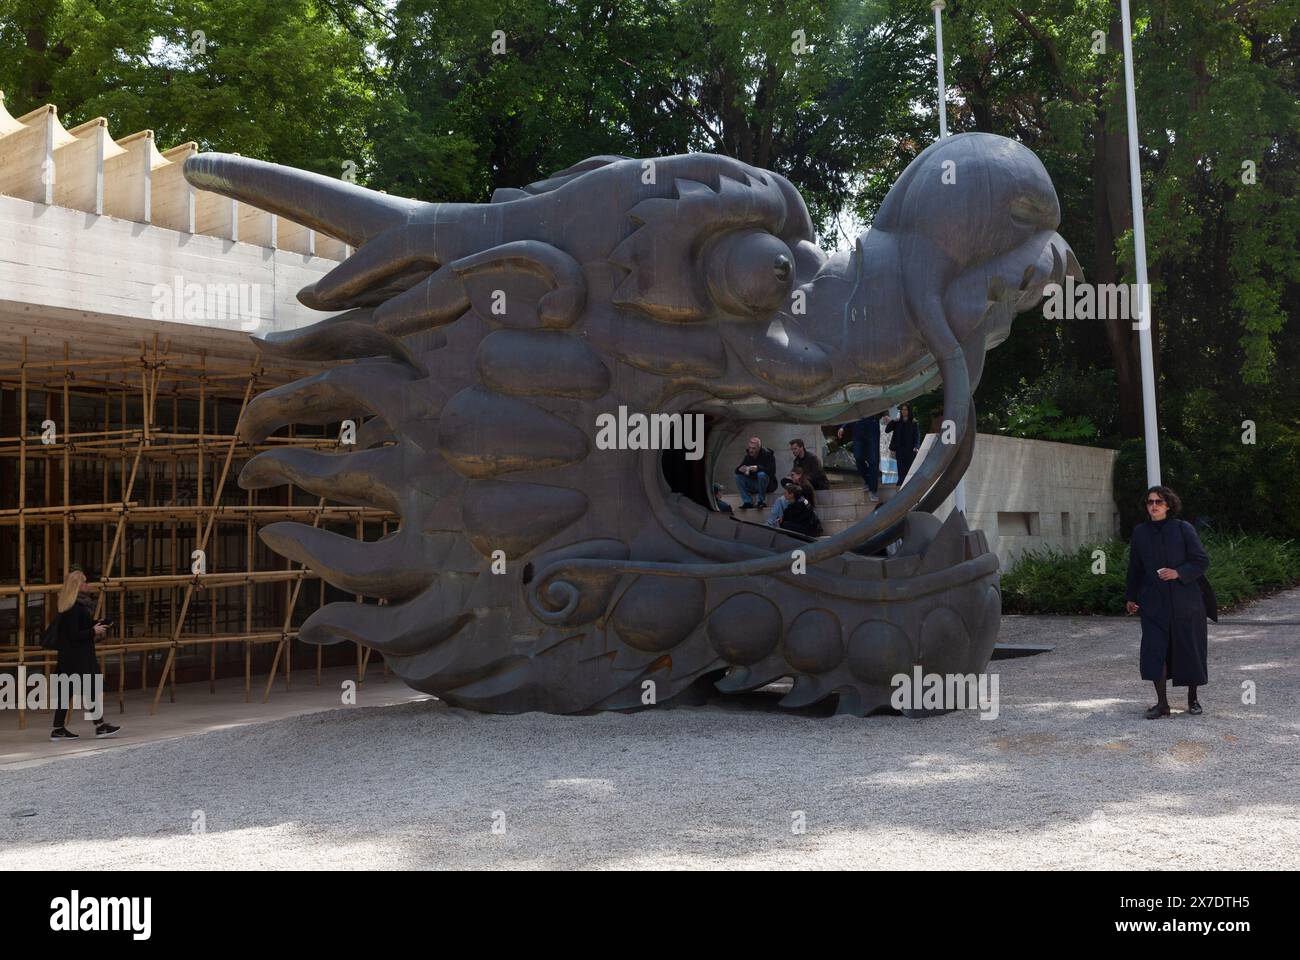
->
xmin=262 ymin=494 xmax=327 ymax=703
xmin=242 ymin=486 xmax=253 ymax=697
xmin=100 ymin=395 xmax=109 ymax=576
xmin=0 ymin=630 xmax=306 ymax=668
xmin=169 ymin=394 xmax=178 ymax=657
xmin=0 ymin=503 xmax=390 ymax=522
xmin=92 ymin=441 xmax=144 ymax=618
xmin=17 ymin=337 xmax=28 ymax=730
xmin=0 ymin=568 xmax=315 ymax=596
xmin=316 ymin=577 xmax=324 ymax=687
xmin=150 ymin=372 xmax=255 ymax=714
xmin=42 ymin=390 xmax=52 ymax=628
xmin=61 ymin=342 xmax=70 ymax=576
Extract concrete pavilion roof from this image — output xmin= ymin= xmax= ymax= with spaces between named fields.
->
xmin=0 ymin=90 xmax=348 ymax=364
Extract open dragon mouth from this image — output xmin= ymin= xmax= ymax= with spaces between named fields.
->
xmin=660 ymin=370 xmax=936 ymax=511
xmin=648 ymin=372 xmax=981 ymax=572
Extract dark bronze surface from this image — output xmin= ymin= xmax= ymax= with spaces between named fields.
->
xmin=185 ymin=134 xmax=1081 ymax=714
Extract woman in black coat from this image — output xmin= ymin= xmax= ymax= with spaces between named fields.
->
xmin=50 ymin=568 xmax=120 ymax=741
xmin=885 ymin=403 xmax=921 ymax=485
xmin=1124 ymin=486 xmax=1210 ymax=718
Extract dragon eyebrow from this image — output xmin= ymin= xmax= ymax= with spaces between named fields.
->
xmin=609 ymin=172 xmax=788 ymax=320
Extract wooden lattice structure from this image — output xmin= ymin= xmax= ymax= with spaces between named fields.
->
xmin=0 ymin=335 xmax=395 ymax=730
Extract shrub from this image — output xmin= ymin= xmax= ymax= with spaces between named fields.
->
xmin=1001 ymin=532 xmax=1300 ymax=615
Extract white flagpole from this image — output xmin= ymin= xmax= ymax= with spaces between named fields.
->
xmin=930 ymin=0 xmax=966 ymax=514
xmin=932 ymin=1 xmax=949 ymax=139
xmin=1120 ymin=0 xmax=1162 ymax=486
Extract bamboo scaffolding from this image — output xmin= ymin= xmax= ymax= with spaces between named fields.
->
xmin=0 ymin=340 xmax=393 ymax=724
xmin=261 ymin=493 xmax=329 ymax=703
xmin=0 ymin=568 xmax=319 ymax=597
xmin=17 ymin=337 xmax=28 ymax=729
xmin=0 ymin=436 xmax=347 ymax=458
xmin=0 ymin=504 xmax=390 ymax=522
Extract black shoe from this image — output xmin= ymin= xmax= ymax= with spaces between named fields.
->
xmin=756 ymin=500 xmax=766 ymax=508
xmin=1187 ymin=701 xmax=1203 ymax=716
xmin=739 ymin=502 xmax=754 ymax=510
xmin=1144 ymin=703 xmax=1170 ymax=719
xmin=94 ymin=723 xmax=121 ymax=739
xmin=50 ymin=727 xmax=79 ymax=741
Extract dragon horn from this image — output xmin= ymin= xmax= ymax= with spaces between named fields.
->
xmin=183 ymin=153 xmax=421 ymax=247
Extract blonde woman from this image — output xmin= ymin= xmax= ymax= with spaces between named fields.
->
xmin=50 ymin=567 xmax=120 ymax=741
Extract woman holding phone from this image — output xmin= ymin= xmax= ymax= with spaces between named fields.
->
xmin=1124 ymin=486 xmax=1210 ymax=718
xmin=50 ymin=567 xmax=121 ymax=741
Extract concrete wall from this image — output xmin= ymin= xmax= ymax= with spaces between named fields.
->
xmin=918 ymin=432 xmax=1119 ymax=569
xmin=0 ymin=193 xmax=336 ymax=361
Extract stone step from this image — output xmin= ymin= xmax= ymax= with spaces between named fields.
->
xmin=719 ymin=495 xmax=774 ymax=510
xmin=815 ymin=485 xmax=899 ymax=507
xmin=719 ymin=483 xmax=898 ymax=513
xmin=816 ymin=503 xmax=867 ymax=522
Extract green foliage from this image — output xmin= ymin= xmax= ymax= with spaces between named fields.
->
xmin=1002 ymin=533 xmax=1300 ymax=615
xmin=1002 ymin=541 xmax=1130 ymax=616
xmin=368 ymin=0 xmax=935 ymax=235
xmin=1001 ymin=401 xmax=1097 ymax=443
xmin=950 ymin=0 xmax=1300 ymax=538
xmin=984 ymin=365 xmax=1116 ymax=444
xmin=0 ymin=0 xmax=380 ymax=176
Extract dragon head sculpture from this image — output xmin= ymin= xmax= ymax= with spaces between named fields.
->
xmin=185 ymin=131 xmax=1080 ymax=715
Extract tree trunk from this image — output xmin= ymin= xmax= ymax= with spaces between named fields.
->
xmin=1092 ymin=13 xmax=1145 ymax=439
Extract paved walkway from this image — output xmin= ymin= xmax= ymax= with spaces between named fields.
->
xmin=0 ymin=665 xmax=428 ymax=769
xmin=1 ymin=589 xmax=1297 ymax=869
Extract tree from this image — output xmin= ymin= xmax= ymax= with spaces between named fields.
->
xmin=0 ymin=0 xmax=380 ymax=176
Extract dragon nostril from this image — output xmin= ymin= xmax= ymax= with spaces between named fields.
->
xmin=773 ymin=255 xmax=792 ymax=283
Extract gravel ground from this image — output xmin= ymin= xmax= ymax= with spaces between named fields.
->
xmin=3 ymin=589 xmax=1298 ymax=870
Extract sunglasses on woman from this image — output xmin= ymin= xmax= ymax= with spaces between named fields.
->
xmin=1146 ymin=498 xmax=1166 ymax=505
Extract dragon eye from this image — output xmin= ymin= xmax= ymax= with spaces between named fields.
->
xmin=1009 ymin=193 xmax=1054 ymax=230
xmin=704 ymin=230 xmax=795 ymax=315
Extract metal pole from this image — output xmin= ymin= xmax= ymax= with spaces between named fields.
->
xmin=1120 ymin=0 xmax=1161 ymax=486
xmin=932 ymin=1 xmax=949 ymax=139
xmin=931 ymin=1 xmax=966 ymax=513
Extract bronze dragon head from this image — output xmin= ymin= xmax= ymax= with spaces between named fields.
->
xmin=185 ymin=132 xmax=1080 ymax=715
